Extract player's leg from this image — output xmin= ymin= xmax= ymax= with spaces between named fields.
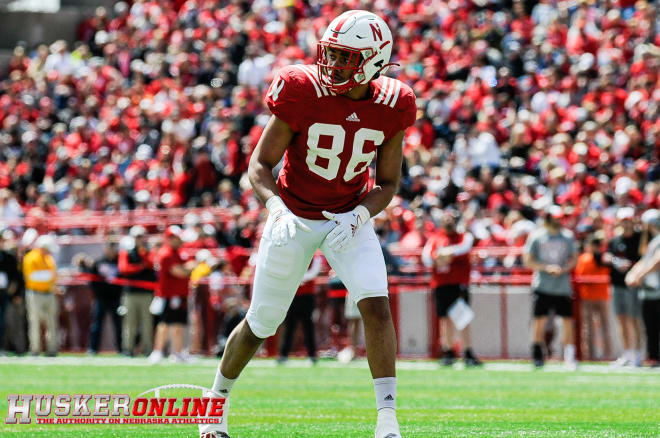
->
xmin=278 ymin=301 xmax=299 ymax=362
xmin=322 ymin=222 xmax=400 ymax=438
xmin=453 ymin=286 xmax=481 ymax=365
xmin=557 ymin=294 xmax=576 ymax=367
xmin=121 ymin=293 xmax=137 ymax=355
xmin=201 ymin=216 xmax=325 ymax=437
xmin=561 ymin=317 xmax=576 ymax=365
xmin=300 ymin=295 xmax=317 ymax=361
xmin=440 ymin=317 xmax=454 ymax=365
xmin=641 ymin=298 xmax=660 ymax=365
xmin=612 ymin=286 xmax=631 ymax=364
xmin=358 ymin=296 xmax=397 ymax=373
xmin=150 ymin=321 xmax=168 ymax=364
xmin=110 ymin=297 xmax=122 ymax=353
xmin=170 ymin=324 xmax=185 ymax=357
xmin=26 ymin=291 xmax=41 ymax=354
xmin=630 ymin=290 xmax=644 ymax=365
xmin=531 ymin=291 xmax=551 ymax=367
xmin=582 ymin=300 xmax=594 ymax=359
xmin=89 ymin=297 xmax=104 ymax=354
xmin=223 ymin=225 xmax=319 ymax=375
xmin=595 ymin=300 xmax=612 ymax=359
xmin=44 ymin=293 xmax=58 ymax=356
xmin=139 ymin=294 xmax=154 ymax=354
xmin=339 ymin=296 xmax=361 ymax=363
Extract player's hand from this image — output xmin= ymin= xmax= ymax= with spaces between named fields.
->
xmin=266 ymin=196 xmax=311 ymax=246
xmin=322 ymin=205 xmax=370 ymax=252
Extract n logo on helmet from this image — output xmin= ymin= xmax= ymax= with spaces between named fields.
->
xmin=370 ymin=24 xmax=382 ymax=41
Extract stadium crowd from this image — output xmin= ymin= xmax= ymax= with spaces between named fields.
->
xmin=0 ymin=0 xmax=659 ymax=364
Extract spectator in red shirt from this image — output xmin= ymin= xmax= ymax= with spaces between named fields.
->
xmin=149 ymin=225 xmax=195 ymax=364
xmin=422 ymin=210 xmax=482 ymax=367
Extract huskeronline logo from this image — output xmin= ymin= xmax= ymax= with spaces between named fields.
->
xmin=5 ymin=385 xmax=225 ymax=425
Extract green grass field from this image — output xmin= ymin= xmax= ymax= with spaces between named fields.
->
xmin=1 ymin=356 xmax=659 ymax=437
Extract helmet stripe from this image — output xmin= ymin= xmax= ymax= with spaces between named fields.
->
xmin=333 ymin=10 xmax=360 ymax=34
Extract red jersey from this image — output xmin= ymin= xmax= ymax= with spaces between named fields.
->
xmin=265 ymin=65 xmax=417 ymax=219
xmin=156 ymin=245 xmax=189 ymax=298
xmin=426 ymin=231 xmax=472 ymax=288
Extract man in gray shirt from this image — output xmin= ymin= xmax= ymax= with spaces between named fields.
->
xmin=625 ymin=209 xmax=660 ymax=367
xmin=523 ymin=206 xmax=578 ymax=368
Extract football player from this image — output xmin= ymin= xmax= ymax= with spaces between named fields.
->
xmin=200 ymin=10 xmax=416 ymax=438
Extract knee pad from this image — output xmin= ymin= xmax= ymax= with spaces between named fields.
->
xmin=246 ymin=304 xmax=288 ymax=339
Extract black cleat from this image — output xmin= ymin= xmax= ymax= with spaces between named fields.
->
xmin=441 ymin=349 xmax=455 ymax=366
xmin=464 ymin=349 xmax=483 ymax=367
xmin=532 ymin=343 xmax=544 ymax=368
xmin=464 ymin=356 xmax=483 ymax=367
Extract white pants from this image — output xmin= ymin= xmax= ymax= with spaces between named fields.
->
xmin=246 ymin=213 xmax=388 ymax=338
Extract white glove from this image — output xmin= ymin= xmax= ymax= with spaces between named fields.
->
xmin=266 ymin=196 xmax=311 ymax=246
xmin=322 ymin=205 xmax=370 ymax=252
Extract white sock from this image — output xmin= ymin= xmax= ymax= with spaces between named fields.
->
xmin=564 ymin=344 xmax=576 ymax=363
xmin=212 ymin=368 xmax=237 ymax=397
xmin=374 ymin=377 xmax=396 ymax=411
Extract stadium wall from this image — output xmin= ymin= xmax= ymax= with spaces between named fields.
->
xmin=0 ymin=8 xmax=80 ymax=50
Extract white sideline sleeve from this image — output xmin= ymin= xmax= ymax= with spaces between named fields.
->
xmin=451 ymin=233 xmax=474 ymax=256
xmin=421 ymin=243 xmax=435 ymax=268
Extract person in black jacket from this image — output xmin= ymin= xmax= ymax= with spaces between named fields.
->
xmin=78 ymin=242 xmax=122 ymax=354
xmin=0 ymin=230 xmax=21 ymax=354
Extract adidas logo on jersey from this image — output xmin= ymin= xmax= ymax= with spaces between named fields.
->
xmin=346 ymin=112 xmax=360 ymax=122
xmin=384 ymin=394 xmax=394 ymax=401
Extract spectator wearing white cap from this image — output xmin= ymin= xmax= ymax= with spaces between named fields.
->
xmin=603 ymin=206 xmax=643 ymax=367
xmin=2 ymin=229 xmax=26 ymax=355
xmin=118 ymin=225 xmax=156 ymax=356
xmin=625 ymin=210 xmax=660 ymax=367
xmin=0 ymin=230 xmax=20 ymax=355
xmin=23 ymin=234 xmax=61 ymax=356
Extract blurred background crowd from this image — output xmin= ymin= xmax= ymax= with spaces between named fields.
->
xmin=0 ymin=0 xmax=657 ymax=246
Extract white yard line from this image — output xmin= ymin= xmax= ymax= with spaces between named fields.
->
xmin=0 ymin=356 xmax=658 ymax=374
